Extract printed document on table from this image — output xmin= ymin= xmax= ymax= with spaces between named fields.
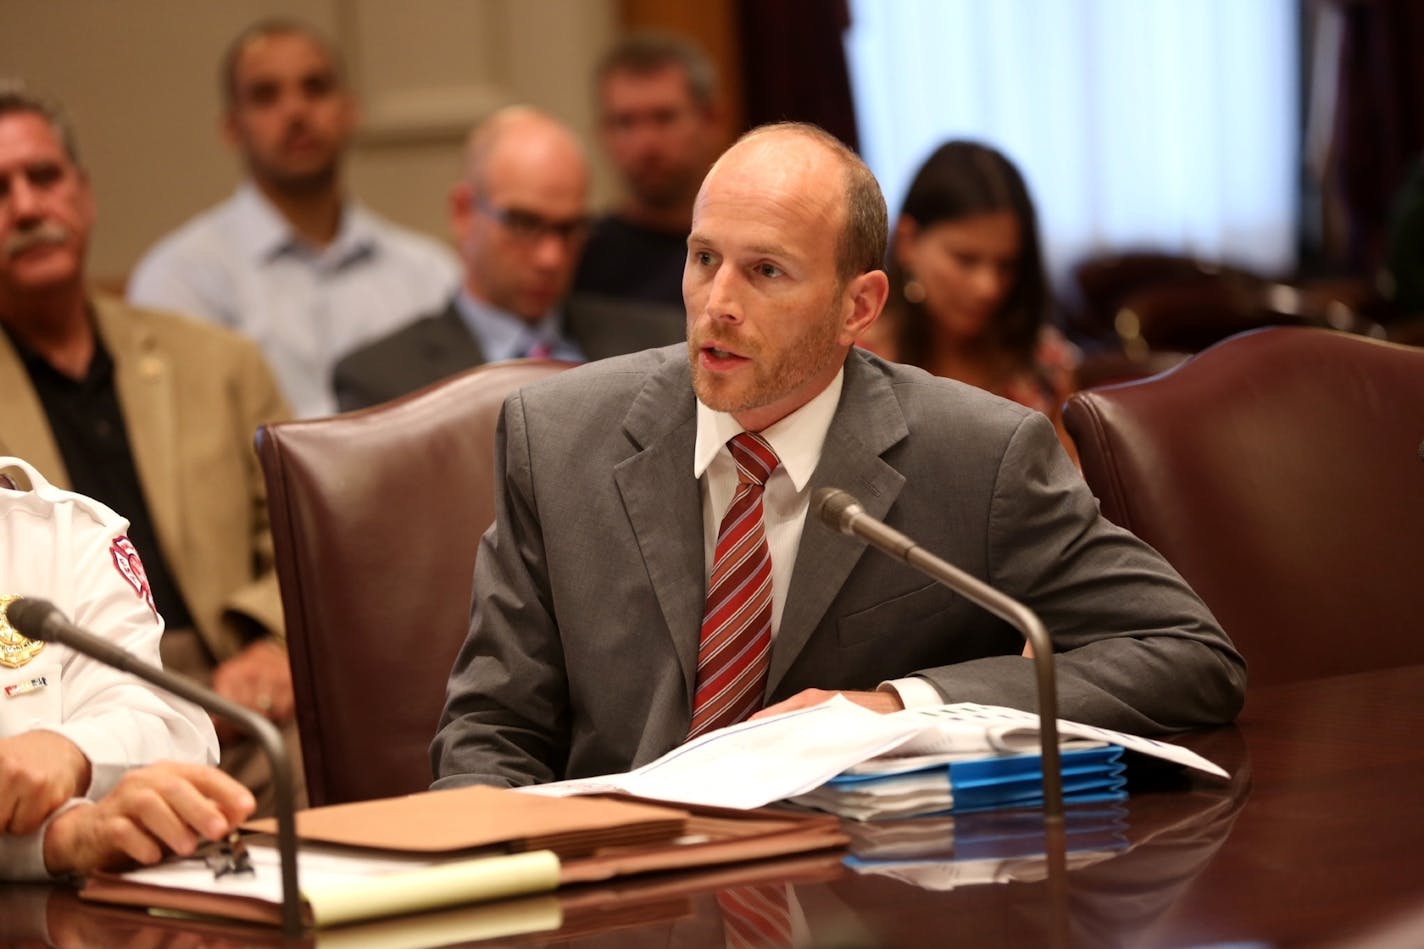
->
xmin=888 ymin=704 xmax=1229 ymax=779
xmin=521 ymin=698 xmax=1228 ymax=810
xmin=526 ymin=696 xmax=926 ymax=808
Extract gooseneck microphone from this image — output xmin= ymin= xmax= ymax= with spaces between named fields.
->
xmin=813 ymin=487 xmax=1064 ymax=822
xmin=6 ymin=597 xmax=304 ymax=936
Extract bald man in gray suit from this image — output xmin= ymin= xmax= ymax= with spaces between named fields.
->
xmin=432 ymin=124 xmax=1244 ymax=789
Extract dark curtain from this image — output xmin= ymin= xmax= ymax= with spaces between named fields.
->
xmin=1327 ymin=0 xmax=1424 ymax=272
xmin=734 ymin=0 xmax=860 ymax=152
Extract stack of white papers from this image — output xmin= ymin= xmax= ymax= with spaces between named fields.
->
xmin=524 ymin=699 xmax=1226 ymax=814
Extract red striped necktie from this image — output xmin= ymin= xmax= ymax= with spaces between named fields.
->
xmin=716 ymin=884 xmax=794 ymax=949
xmin=689 ymin=431 xmax=780 ymax=740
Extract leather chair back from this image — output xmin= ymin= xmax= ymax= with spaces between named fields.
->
xmin=257 ymin=360 xmax=575 ymax=805
xmin=1070 ymin=251 xmax=1262 ymax=341
xmin=1064 ymin=327 xmax=1424 ymax=685
xmin=1111 ymin=280 xmax=1385 ymax=355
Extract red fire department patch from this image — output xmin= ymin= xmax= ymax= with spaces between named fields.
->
xmin=110 ymin=536 xmax=156 ymax=614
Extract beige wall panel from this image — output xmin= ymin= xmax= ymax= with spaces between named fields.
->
xmin=346 ymin=0 xmax=507 ymax=146
xmin=0 ymin=0 xmax=615 ymax=284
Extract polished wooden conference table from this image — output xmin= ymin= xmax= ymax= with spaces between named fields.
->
xmin=3 ymin=664 xmax=1422 ymax=947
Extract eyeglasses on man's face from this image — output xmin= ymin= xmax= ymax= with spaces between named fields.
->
xmin=475 ymin=197 xmax=589 ymax=244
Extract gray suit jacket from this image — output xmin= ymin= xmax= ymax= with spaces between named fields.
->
xmin=331 ymin=294 xmax=685 ymax=411
xmin=431 ymin=347 xmax=1245 ymax=788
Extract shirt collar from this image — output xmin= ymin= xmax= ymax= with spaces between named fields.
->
xmin=3 ymin=307 xmax=114 ymax=391
xmin=693 ymin=366 xmax=845 ymax=491
xmin=453 ymin=288 xmax=563 ymax=363
xmin=231 ymin=180 xmax=377 ymax=267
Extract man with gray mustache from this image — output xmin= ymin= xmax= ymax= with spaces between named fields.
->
xmin=3 ymin=219 xmax=67 ymax=260
xmin=0 ymin=83 xmax=301 ymax=815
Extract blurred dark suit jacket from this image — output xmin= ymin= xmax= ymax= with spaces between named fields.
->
xmin=331 ymin=294 xmax=685 ymax=411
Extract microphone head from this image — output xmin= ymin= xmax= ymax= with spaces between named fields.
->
xmin=813 ymin=487 xmax=864 ymax=536
xmin=5 ymin=597 xmax=60 ymax=641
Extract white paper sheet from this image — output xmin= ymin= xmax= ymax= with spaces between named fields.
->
xmin=890 ymin=704 xmax=1229 ymax=779
xmin=528 ymin=697 xmax=924 ymax=808
xmin=520 ymin=698 xmax=1228 ymax=810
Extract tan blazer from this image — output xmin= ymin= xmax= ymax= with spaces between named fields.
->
xmin=0 ymin=293 xmax=291 ymax=662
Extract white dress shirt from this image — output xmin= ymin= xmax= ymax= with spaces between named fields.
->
xmin=127 ymin=182 xmax=460 ymax=418
xmin=0 ymin=457 xmax=217 ymax=881
xmin=692 ymin=370 xmax=939 ymax=709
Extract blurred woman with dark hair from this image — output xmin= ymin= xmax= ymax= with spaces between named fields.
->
xmin=866 ymin=140 xmax=1079 ymax=462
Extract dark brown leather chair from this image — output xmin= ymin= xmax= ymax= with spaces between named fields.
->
xmin=1070 ymin=251 xmax=1265 ymax=342
xmin=1063 ymin=327 xmax=1424 ymax=686
xmin=256 ymin=360 xmax=575 ymax=806
xmin=1074 ymin=348 xmax=1192 ymax=391
xmin=1111 ymin=280 xmax=1387 ymax=356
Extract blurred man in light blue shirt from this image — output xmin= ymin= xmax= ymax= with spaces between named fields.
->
xmin=127 ymin=18 xmax=458 ymax=417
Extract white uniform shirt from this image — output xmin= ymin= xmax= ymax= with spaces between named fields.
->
xmin=127 ymin=182 xmax=461 ymax=418
xmin=0 ymin=457 xmax=217 ymax=880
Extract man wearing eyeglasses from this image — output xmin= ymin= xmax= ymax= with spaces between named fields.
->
xmin=333 ymin=106 xmax=684 ymax=412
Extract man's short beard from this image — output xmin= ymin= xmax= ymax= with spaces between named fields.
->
xmin=254 ymin=160 xmax=340 ymax=198
xmin=688 ymin=293 xmax=846 ymax=419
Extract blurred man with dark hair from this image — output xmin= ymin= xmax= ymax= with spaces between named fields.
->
xmin=128 ymin=18 xmax=458 ymax=417
xmin=572 ymin=31 xmax=722 ymax=310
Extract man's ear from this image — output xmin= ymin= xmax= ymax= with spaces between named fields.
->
xmin=698 ymin=98 xmax=727 ymax=145
xmin=449 ymin=181 xmax=473 ymax=245
xmin=335 ymin=90 xmax=361 ymax=144
xmin=77 ymin=170 xmax=97 ymax=231
xmin=221 ymin=111 xmax=239 ymax=151
xmin=839 ymin=269 xmax=891 ymax=346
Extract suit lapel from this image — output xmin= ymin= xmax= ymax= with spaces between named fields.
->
xmin=423 ymin=303 xmax=486 ymax=373
xmin=768 ymin=354 xmax=910 ymax=693
xmin=98 ymin=297 xmax=183 ymax=563
xmin=611 ymin=352 xmax=914 ymax=702
xmin=0 ymin=329 xmax=68 ymax=486
xmin=565 ymin=294 xmax=685 ymax=361
xmin=613 ymin=358 xmax=705 ymax=698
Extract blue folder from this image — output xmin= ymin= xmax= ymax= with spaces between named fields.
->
xmin=826 ymin=745 xmax=1127 ymax=814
